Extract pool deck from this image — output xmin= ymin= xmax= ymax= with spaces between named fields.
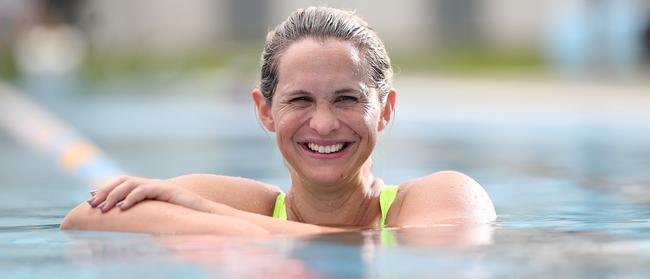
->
xmin=396 ymin=74 xmax=650 ymax=128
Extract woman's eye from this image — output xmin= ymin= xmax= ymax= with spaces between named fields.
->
xmin=289 ymin=96 xmax=311 ymax=103
xmin=335 ymin=96 xmax=358 ymax=103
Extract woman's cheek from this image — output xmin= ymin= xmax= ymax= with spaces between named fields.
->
xmin=363 ymin=108 xmax=382 ymax=129
xmin=358 ymin=99 xmax=380 ymax=123
xmin=275 ymin=109 xmax=306 ymax=135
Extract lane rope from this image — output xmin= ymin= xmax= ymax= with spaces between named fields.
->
xmin=0 ymin=82 xmax=124 ymax=186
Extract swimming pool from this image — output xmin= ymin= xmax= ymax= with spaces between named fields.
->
xmin=1 ymin=77 xmax=649 ymax=278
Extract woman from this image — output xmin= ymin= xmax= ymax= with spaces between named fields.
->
xmin=61 ymin=7 xmax=496 ymax=236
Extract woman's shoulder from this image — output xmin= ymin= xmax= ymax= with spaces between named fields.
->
xmin=397 ymin=170 xmax=480 ymax=191
xmin=167 ymin=173 xmax=283 ymax=216
xmin=387 ymin=171 xmax=496 ymax=226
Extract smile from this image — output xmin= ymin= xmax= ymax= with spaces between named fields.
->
xmin=301 ymin=142 xmax=351 ymax=154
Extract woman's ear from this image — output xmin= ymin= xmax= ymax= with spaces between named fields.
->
xmin=252 ymin=89 xmax=276 ymax=132
xmin=377 ymin=89 xmax=396 ymax=132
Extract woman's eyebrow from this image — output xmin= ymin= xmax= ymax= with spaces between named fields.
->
xmin=333 ymin=88 xmax=359 ymax=94
xmin=285 ymin=87 xmax=363 ymax=97
xmin=285 ymin=88 xmax=359 ymax=96
xmin=284 ymin=89 xmax=312 ymax=96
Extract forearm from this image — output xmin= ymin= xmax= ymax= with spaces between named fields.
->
xmin=61 ymin=200 xmax=269 ymax=236
xmin=203 ymin=202 xmax=346 ymax=235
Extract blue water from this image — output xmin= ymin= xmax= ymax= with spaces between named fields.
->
xmin=2 ymin=135 xmax=650 ymax=278
xmin=2 ymin=79 xmax=650 ymax=278
xmin=1 ymin=198 xmax=649 ymax=278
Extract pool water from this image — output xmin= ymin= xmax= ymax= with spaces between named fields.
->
xmin=2 ymin=135 xmax=650 ymax=278
xmin=2 ymin=78 xmax=650 ymax=278
xmin=1 ymin=191 xmax=648 ymax=278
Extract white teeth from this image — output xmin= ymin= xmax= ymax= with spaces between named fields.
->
xmin=307 ymin=143 xmax=344 ymax=154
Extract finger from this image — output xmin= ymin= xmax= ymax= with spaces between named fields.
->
xmin=101 ymin=179 xmax=142 ymax=212
xmin=89 ymin=176 xmax=128 ymax=207
xmin=117 ymin=184 xmax=163 ymax=210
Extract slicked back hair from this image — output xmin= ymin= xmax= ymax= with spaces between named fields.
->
xmin=259 ymin=7 xmax=393 ymax=106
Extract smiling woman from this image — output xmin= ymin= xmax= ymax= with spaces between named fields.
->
xmin=60 ymin=6 xmax=496 ymax=236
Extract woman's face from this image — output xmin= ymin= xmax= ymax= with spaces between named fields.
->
xmin=254 ymin=38 xmax=394 ymax=186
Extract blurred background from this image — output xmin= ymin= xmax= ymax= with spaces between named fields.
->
xmin=1 ymin=0 xmax=649 ymax=210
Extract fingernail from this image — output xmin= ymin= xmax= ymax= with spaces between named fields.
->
xmin=116 ymin=201 xmax=124 ymax=209
xmin=90 ymin=190 xmax=97 ymax=196
xmin=86 ymin=197 xmax=95 ymax=205
xmin=98 ymin=201 xmax=107 ymax=211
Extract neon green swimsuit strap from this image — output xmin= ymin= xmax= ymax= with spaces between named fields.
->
xmin=273 ymin=186 xmax=399 ymax=226
xmin=272 ymin=192 xmax=288 ymax=220
xmin=379 ymin=185 xmax=399 ymax=228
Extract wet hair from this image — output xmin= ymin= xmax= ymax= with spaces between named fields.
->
xmin=259 ymin=6 xmax=393 ymax=106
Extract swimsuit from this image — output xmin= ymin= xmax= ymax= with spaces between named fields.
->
xmin=272 ymin=185 xmax=399 ymax=228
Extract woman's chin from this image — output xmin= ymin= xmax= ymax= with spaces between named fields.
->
xmin=301 ymin=169 xmax=349 ymax=187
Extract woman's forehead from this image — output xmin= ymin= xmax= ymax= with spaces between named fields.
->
xmin=275 ymin=38 xmax=367 ymax=93
xmin=281 ymin=38 xmax=361 ymax=64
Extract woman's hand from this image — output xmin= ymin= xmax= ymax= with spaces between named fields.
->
xmin=74 ymin=175 xmax=342 ymax=235
xmin=87 ymin=176 xmax=211 ymax=213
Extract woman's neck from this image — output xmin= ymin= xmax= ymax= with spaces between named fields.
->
xmin=286 ymin=161 xmax=384 ymax=227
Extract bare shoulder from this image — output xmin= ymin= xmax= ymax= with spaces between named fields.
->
xmin=167 ymin=174 xmax=283 ymax=216
xmin=389 ymin=171 xmax=496 ymax=226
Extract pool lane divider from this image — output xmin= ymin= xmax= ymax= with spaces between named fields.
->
xmin=0 ymin=82 xmax=124 ymax=186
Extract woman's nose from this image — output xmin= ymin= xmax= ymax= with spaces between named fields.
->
xmin=309 ymin=103 xmax=339 ymax=135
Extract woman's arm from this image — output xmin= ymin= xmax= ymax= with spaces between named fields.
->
xmin=61 ymin=199 xmax=343 ymax=235
xmin=89 ymin=174 xmax=281 ymax=215
xmin=167 ymin=174 xmax=281 ymax=215
xmin=62 ymin=175 xmax=345 ymax=235
xmin=196 ymin=199 xmax=346 ymax=234
xmin=392 ymin=171 xmax=497 ymax=226
xmin=60 ymin=200 xmax=270 ymax=236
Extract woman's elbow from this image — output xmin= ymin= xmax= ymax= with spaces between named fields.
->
xmin=60 ymin=202 xmax=97 ymax=230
